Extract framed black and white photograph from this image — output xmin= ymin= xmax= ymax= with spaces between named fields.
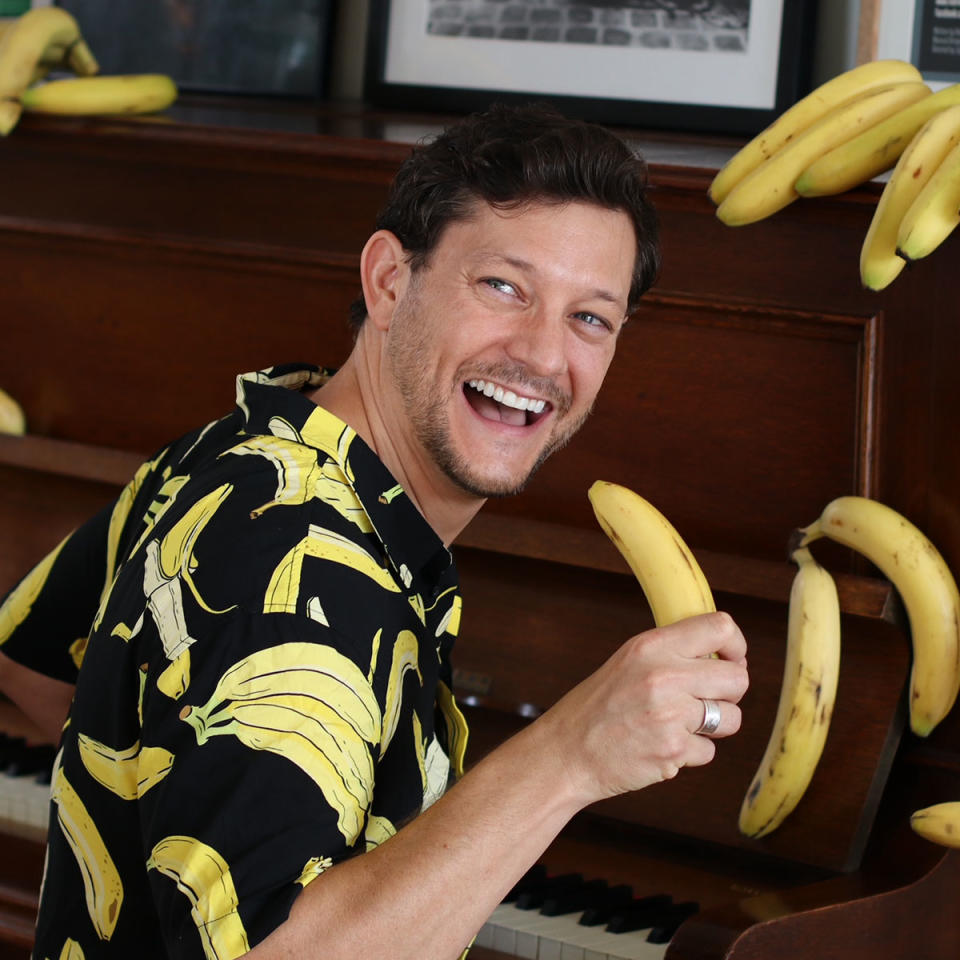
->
xmin=365 ymin=0 xmax=818 ymax=136
xmin=876 ymin=0 xmax=960 ymax=87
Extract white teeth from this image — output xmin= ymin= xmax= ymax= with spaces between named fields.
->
xmin=466 ymin=380 xmax=547 ymax=414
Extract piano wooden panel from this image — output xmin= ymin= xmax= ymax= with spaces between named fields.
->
xmin=2 ymin=101 xmax=960 ymax=959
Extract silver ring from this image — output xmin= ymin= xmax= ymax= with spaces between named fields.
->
xmin=695 ymin=698 xmax=722 ymax=736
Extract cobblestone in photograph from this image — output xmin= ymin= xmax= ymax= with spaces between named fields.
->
xmin=426 ymin=0 xmax=750 ymax=52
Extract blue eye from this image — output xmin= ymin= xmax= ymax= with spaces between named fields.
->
xmin=576 ymin=312 xmax=612 ymax=332
xmin=483 ymin=278 xmax=517 ymax=295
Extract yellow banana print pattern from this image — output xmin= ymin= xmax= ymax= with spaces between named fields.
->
xmin=5 ymin=365 xmax=467 ymax=958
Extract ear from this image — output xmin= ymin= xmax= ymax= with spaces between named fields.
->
xmin=359 ymin=230 xmax=409 ymax=332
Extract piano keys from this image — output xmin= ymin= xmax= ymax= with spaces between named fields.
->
xmin=0 ymin=733 xmax=54 ymax=836
xmin=476 ymin=866 xmax=698 ymax=959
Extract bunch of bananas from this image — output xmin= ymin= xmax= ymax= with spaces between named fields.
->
xmin=709 ymin=59 xmax=960 ymax=290
xmin=179 ymin=640 xmax=383 ymax=844
xmin=588 ymin=483 xmax=960 ymax=838
xmin=0 ymin=6 xmax=177 ymax=136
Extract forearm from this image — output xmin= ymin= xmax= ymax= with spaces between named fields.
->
xmin=0 ymin=651 xmax=74 ymax=743
xmin=250 ymin=613 xmax=749 ymax=960
xmin=255 ymin=713 xmax=582 ymax=960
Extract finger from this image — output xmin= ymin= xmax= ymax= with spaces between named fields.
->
xmin=656 ymin=611 xmax=747 ymax=663
xmin=690 ymin=696 xmax=741 ymax=740
xmin=691 ymin=656 xmax=750 ymax=705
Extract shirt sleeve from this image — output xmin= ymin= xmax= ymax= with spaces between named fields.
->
xmin=0 ymin=502 xmax=112 ymax=683
xmin=0 ymin=445 xmax=172 ymax=683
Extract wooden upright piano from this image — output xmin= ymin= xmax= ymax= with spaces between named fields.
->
xmin=1 ymin=100 xmax=959 ymax=959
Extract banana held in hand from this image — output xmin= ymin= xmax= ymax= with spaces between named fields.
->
xmin=588 ymin=480 xmax=714 ymax=626
xmin=738 ymin=547 xmax=841 ymax=839
xmin=859 ymin=104 xmax=960 ymax=290
xmin=896 ymin=138 xmax=960 ymax=261
xmin=795 ymin=82 xmax=960 ymax=197
xmin=709 ymin=59 xmax=923 ymax=205
xmin=795 ymin=496 xmax=960 ymax=737
xmin=716 ymin=81 xmax=931 ymax=227
xmin=910 ymin=801 xmax=960 ymax=847
xmin=20 ymin=73 xmax=177 ymax=116
xmin=0 ymin=386 xmax=26 ymax=434
xmin=147 ymin=835 xmax=249 ymax=960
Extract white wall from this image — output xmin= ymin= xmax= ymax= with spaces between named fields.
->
xmin=330 ymin=0 xmax=864 ymax=107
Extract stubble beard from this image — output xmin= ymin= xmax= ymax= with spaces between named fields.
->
xmin=386 ymin=290 xmax=590 ymax=499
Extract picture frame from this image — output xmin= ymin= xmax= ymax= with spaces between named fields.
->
xmin=364 ymin=0 xmax=819 ymax=137
xmin=53 ymin=0 xmax=337 ymax=98
xmin=875 ymin=0 xmax=960 ymax=87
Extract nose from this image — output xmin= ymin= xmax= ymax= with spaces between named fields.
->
xmin=504 ymin=306 xmax=568 ymax=380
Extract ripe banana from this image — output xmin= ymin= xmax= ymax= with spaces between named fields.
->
xmin=858 ymin=105 xmax=960 ymax=290
xmin=795 ymin=82 xmax=960 ymax=197
xmin=0 ymin=6 xmax=97 ymax=99
xmin=795 ymin=495 xmax=960 ymax=737
xmin=896 ymin=139 xmax=960 ymax=261
xmin=77 ymin=733 xmax=174 ymax=800
xmin=0 ymin=385 xmax=26 ymax=434
xmin=708 ymin=59 xmax=924 ymax=205
xmin=588 ymin=481 xmax=714 ymax=626
xmin=180 ymin=641 xmax=382 ymax=842
xmin=0 ymin=99 xmax=20 ymax=136
xmin=147 ymin=835 xmax=249 ymax=960
xmin=716 ymin=82 xmax=932 ymax=227
xmin=20 ymin=73 xmax=177 ymax=116
xmin=738 ymin=547 xmax=841 ymax=838
xmin=910 ymin=801 xmax=960 ymax=848
xmin=51 ymin=764 xmax=124 ymax=940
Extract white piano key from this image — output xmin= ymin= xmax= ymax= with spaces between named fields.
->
xmin=478 ymin=899 xmax=669 ymax=960
xmin=0 ymin=769 xmax=51 ymax=833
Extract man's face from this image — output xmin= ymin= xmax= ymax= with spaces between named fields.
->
xmin=384 ymin=199 xmax=636 ymax=499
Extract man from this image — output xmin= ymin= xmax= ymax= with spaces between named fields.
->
xmin=0 ymin=103 xmax=748 ymax=959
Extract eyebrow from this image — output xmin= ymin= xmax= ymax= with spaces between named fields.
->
xmin=479 ymin=253 xmax=627 ymax=310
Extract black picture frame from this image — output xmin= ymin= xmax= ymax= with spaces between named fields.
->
xmin=364 ymin=1 xmax=818 ymax=137
xmin=54 ymin=0 xmax=337 ymax=99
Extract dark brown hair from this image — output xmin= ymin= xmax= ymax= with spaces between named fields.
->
xmin=349 ymin=102 xmax=660 ymax=330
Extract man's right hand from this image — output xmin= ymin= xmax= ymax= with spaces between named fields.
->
xmin=534 ymin=611 xmax=749 ymax=806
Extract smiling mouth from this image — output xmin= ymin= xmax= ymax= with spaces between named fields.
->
xmin=464 ymin=379 xmax=552 ymax=427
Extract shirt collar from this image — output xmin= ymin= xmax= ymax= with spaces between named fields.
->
xmin=235 ymin=364 xmax=453 ymax=592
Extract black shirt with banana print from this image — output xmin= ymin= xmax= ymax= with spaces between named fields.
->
xmin=0 ymin=364 xmax=469 ymax=959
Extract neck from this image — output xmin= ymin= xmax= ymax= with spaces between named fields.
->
xmin=308 ymin=333 xmax=486 ymax=547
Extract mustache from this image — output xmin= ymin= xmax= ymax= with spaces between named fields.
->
xmin=462 ymin=363 xmax=571 ymax=414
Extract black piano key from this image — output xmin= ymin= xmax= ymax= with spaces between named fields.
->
xmin=0 ymin=734 xmax=27 ymax=772
xmin=605 ymin=893 xmax=675 ymax=933
xmin=515 ymin=872 xmax=584 ymax=910
xmin=541 ymin=877 xmax=616 ymax=916
xmin=34 ymin=744 xmax=57 ymax=785
xmin=504 ymin=863 xmax=549 ymax=903
xmin=577 ymin=884 xmax=638 ymax=926
xmin=7 ymin=744 xmax=51 ymax=777
xmin=645 ymin=901 xmax=699 ymax=943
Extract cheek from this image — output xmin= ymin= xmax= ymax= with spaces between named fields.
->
xmin=570 ymin=348 xmax=616 ymax=409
